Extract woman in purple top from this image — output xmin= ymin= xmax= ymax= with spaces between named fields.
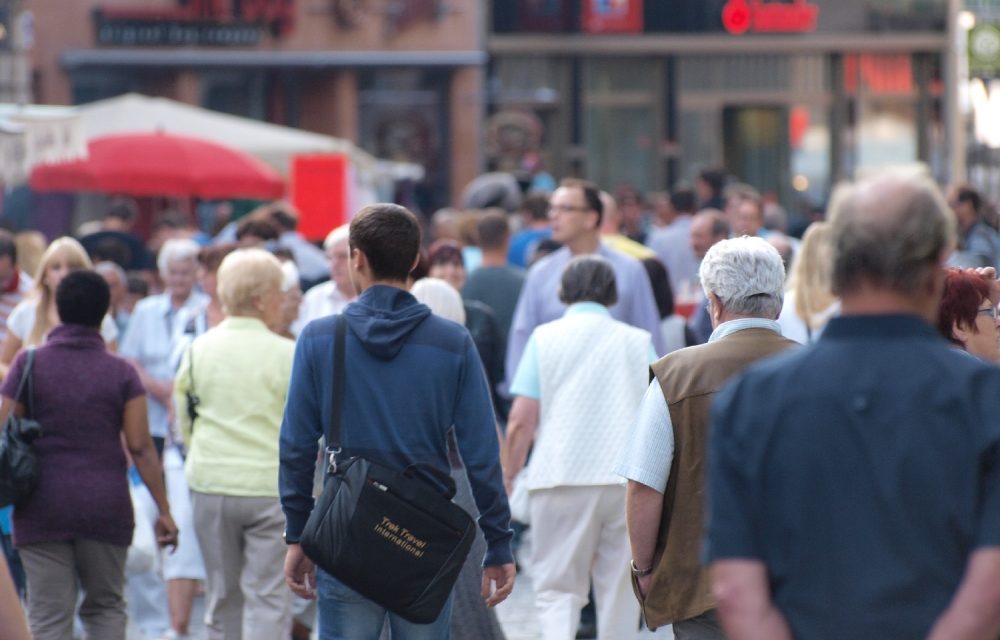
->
xmin=0 ymin=271 xmax=178 ymax=640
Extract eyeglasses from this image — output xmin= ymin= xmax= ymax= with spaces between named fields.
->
xmin=977 ymin=307 xmax=997 ymax=318
xmin=548 ymin=203 xmax=591 ymax=214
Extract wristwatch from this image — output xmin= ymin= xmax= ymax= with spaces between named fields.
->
xmin=630 ymin=560 xmax=653 ymax=578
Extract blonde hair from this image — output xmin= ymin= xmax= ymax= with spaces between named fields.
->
xmin=787 ymin=222 xmax=837 ymax=331
xmin=27 ymin=237 xmax=93 ymax=346
xmin=216 ymin=248 xmax=283 ymax=317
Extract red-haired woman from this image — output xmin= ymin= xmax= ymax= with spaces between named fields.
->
xmin=937 ymin=268 xmax=1000 ymax=362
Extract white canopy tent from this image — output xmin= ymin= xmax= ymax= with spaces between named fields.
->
xmin=0 ymin=93 xmax=422 ymax=200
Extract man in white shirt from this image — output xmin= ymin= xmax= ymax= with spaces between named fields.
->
xmin=295 ymin=225 xmax=357 ymax=332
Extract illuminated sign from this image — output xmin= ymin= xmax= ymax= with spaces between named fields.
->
xmin=721 ymin=0 xmax=819 ymax=35
xmin=94 ymin=0 xmax=294 ymax=47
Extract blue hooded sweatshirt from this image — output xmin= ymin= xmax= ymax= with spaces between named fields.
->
xmin=279 ymin=285 xmax=513 ymax=566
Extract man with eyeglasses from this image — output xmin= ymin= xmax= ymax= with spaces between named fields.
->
xmin=505 ymin=178 xmax=665 ymax=394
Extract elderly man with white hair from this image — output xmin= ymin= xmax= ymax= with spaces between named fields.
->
xmin=295 ymin=224 xmax=357 ymax=332
xmin=615 ymin=236 xmax=797 ymax=639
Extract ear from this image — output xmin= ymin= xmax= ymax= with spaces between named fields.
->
xmin=953 ymin=320 xmax=973 ymax=344
xmin=587 ymin=210 xmax=601 ymax=232
xmin=351 ymin=246 xmax=367 ymax=272
xmin=708 ymin=291 xmax=723 ymax=324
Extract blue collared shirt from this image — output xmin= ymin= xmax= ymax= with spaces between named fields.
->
xmin=706 ymin=313 xmax=1000 ymax=638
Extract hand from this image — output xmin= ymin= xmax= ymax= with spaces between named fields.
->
xmin=154 ymin=513 xmax=178 ymax=551
xmin=285 ymin=544 xmax=317 ymax=600
xmin=637 ymin=573 xmax=653 ymax=599
xmin=481 ymin=563 xmax=516 ymax=607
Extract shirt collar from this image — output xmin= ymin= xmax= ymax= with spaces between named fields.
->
xmin=709 ymin=318 xmax=782 ymax=342
xmin=218 ymin=316 xmax=270 ymax=332
xmin=564 ymin=301 xmax=611 ymax=318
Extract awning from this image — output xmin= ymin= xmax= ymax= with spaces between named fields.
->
xmin=61 ymin=49 xmax=487 ymax=70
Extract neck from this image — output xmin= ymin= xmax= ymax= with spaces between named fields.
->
xmin=480 ymin=249 xmax=507 ymax=267
xmin=362 ymin=278 xmax=408 ymax=293
xmin=840 ymin=287 xmax=933 ymax=322
xmin=170 ymin=292 xmax=188 ymax=309
xmin=335 ymin=281 xmax=355 ymax=298
xmin=567 ymin=233 xmax=600 ymax=256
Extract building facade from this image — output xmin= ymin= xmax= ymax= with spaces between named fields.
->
xmin=24 ymin=0 xmax=486 ymax=211
xmin=488 ymin=0 xmax=951 ymax=212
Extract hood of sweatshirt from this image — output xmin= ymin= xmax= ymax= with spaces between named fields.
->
xmin=342 ymin=285 xmax=431 ymax=360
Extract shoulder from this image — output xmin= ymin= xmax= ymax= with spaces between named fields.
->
xmin=526 ymin=247 xmax=570 ymax=279
xmin=132 ymin=294 xmax=167 ymax=317
xmin=600 ymin=246 xmax=645 ymax=276
xmin=411 ymin=313 xmax=473 ymax=354
xmin=303 ymin=281 xmax=333 ymax=301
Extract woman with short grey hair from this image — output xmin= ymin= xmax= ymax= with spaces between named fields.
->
xmin=504 ymin=254 xmax=652 ymax=640
xmin=558 ymin=255 xmax=618 ymax=308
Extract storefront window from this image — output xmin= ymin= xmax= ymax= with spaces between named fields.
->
xmin=359 ymin=69 xmax=448 ymax=212
xmin=583 ymin=58 xmax=659 ymax=192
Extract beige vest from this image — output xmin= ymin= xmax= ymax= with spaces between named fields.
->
xmin=639 ymin=328 xmax=797 ymax=629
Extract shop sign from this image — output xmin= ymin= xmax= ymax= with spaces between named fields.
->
xmin=581 ymin=0 xmax=643 ymax=34
xmin=970 ymin=23 xmax=1000 ymax=75
xmin=93 ymin=0 xmax=294 ymax=47
xmin=721 ymin=0 xmax=819 ymax=35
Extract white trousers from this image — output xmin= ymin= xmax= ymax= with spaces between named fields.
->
xmin=529 ymin=484 xmax=639 ymax=640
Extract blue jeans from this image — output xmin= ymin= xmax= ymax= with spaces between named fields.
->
xmin=316 ymin=569 xmax=453 ymax=640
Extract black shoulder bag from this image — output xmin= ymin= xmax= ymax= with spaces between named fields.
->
xmin=299 ymin=315 xmax=476 ymax=624
xmin=0 ymin=349 xmax=41 ymax=507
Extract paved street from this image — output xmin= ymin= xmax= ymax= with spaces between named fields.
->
xmin=123 ymin=528 xmax=672 ymax=640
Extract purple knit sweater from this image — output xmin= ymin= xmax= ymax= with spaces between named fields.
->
xmin=2 ymin=324 xmax=144 ymax=547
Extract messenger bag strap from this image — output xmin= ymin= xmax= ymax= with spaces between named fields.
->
xmin=326 ymin=314 xmax=347 ymax=472
xmin=14 ymin=348 xmax=35 ymax=419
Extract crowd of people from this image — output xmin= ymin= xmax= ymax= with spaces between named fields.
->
xmin=0 ymin=164 xmax=999 ymax=640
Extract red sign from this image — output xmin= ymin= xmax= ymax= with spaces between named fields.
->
xmin=291 ymin=154 xmax=349 ymax=242
xmin=722 ymin=0 xmax=818 ymax=35
xmin=582 ymin=0 xmax=643 ymax=34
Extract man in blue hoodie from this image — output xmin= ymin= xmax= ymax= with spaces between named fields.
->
xmin=279 ymin=203 xmax=516 ymax=639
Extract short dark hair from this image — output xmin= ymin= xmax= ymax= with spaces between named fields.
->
xmin=670 ymin=188 xmax=697 ymax=215
xmin=350 ymin=203 xmax=422 ymax=281
xmin=0 ymin=230 xmax=16 ymax=264
xmin=521 ymin=193 xmax=550 ymax=222
xmin=559 ymin=255 xmax=618 ymax=307
xmin=56 ymin=270 xmax=110 ymax=328
xmin=198 ymin=243 xmax=238 ymax=273
xmin=427 ymin=240 xmax=464 ymax=267
xmin=698 ymin=167 xmax=727 ymax=196
xmin=236 ymin=217 xmax=281 ymax=242
xmin=954 ymin=184 xmax=982 ymax=213
xmin=560 ymin=178 xmax=604 ymax=226
xmin=105 ymin=203 xmax=135 ymax=223
xmin=269 ymin=208 xmax=298 ymax=231
xmin=477 ymin=211 xmax=511 ymax=251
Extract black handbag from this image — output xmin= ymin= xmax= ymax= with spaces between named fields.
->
xmin=0 ymin=349 xmax=41 ymax=508
xmin=299 ymin=315 xmax=477 ymax=624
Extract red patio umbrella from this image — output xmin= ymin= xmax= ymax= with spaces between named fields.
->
xmin=29 ymin=132 xmax=285 ymax=200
